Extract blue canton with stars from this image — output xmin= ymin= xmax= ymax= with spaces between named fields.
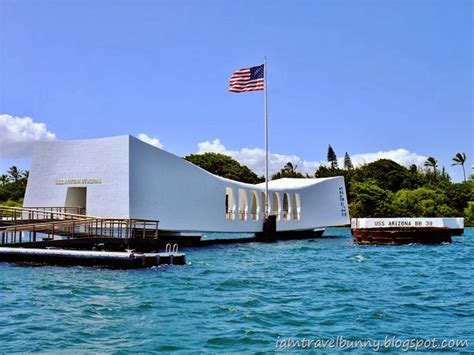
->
xmin=250 ymin=64 xmax=264 ymax=79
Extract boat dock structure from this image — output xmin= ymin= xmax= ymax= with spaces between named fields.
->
xmin=0 ymin=206 xmax=161 ymax=250
xmin=0 ymin=206 xmax=325 ymax=249
xmin=0 ymin=205 xmax=325 ymax=268
xmin=351 ymin=218 xmax=464 ymax=245
xmin=0 ymin=206 xmax=186 ymax=268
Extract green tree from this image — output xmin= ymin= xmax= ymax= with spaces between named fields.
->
xmin=1 ymin=198 xmax=23 ymax=208
xmin=7 ymin=166 xmax=22 ymax=183
xmin=424 ymin=157 xmax=438 ymax=173
xmin=315 ymin=165 xmax=343 ymax=178
xmin=327 ymin=145 xmax=338 ymax=169
xmin=0 ymin=166 xmax=29 ymax=203
xmin=184 ymin=153 xmax=263 ymax=184
xmin=284 ymin=162 xmax=296 ymax=174
xmin=392 ymin=187 xmax=457 ymax=217
xmin=443 ymin=181 xmax=474 ymax=216
xmin=423 ymin=157 xmax=439 ymax=183
xmin=464 ymin=201 xmax=474 ymax=226
xmin=352 ymin=159 xmax=414 ymax=192
xmin=405 ymin=164 xmax=424 ymax=189
xmin=272 ymin=162 xmax=305 ymax=180
xmin=440 ymin=166 xmax=451 ymax=182
xmin=343 ymin=152 xmax=353 ymax=170
xmin=0 ymin=174 xmax=10 ymax=186
xmin=349 ymin=181 xmax=395 ymax=218
xmin=452 ymin=152 xmax=467 ymax=182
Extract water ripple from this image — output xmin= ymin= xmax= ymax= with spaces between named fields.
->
xmin=0 ymin=228 xmax=473 ymax=352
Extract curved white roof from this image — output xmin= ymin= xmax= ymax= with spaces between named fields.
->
xmin=257 ymin=177 xmax=339 ymax=190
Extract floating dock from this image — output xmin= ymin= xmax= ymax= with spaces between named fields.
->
xmin=0 ymin=246 xmax=185 ymax=269
xmin=351 ymin=218 xmax=464 ymax=245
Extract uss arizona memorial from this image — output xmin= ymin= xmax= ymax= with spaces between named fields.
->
xmin=23 ymin=135 xmax=350 ymax=233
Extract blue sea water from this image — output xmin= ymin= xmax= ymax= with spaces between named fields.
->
xmin=0 ymin=228 xmax=473 ymax=353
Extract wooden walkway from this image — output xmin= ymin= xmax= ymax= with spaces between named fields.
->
xmin=0 ymin=206 xmax=159 ymax=248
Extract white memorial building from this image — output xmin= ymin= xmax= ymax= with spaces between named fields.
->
xmin=24 ymin=135 xmax=350 ymax=233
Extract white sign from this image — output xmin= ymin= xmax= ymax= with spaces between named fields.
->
xmin=351 ymin=218 xmax=464 ymax=229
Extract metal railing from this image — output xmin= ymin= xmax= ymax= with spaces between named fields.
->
xmin=0 ymin=218 xmax=159 ymax=245
xmin=23 ymin=206 xmax=86 ymax=215
xmin=0 ymin=206 xmax=90 ymax=224
xmin=0 ymin=206 xmax=159 ymax=246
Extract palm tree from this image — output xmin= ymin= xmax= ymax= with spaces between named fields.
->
xmin=0 ymin=174 xmax=10 ymax=186
xmin=452 ymin=152 xmax=467 ymax=182
xmin=272 ymin=162 xmax=305 ymax=179
xmin=283 ymin=162 xmax=297 ymax=175
xmin=7 ymin=166 xmax=22 ymax=183
xmin=424 ymin=157 xmax=438 ymax=173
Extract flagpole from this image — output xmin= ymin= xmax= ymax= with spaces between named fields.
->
xmin=264 ymin=56 xmax=269 ymax=217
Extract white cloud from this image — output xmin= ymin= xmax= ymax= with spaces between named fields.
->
xmin=197 ymin=138 xmax=319 ymax=175
xmin=197 ymin=139 xmax=226 ymax=154
xmin=344 ymin=149 xmax=428 ymax=168
xmin=196 ymin=139 xmax=428 ymax=175
xmin=137 ymin=133 xmax=164 ymax=149
xmin=0 ymin=114 xmax=56 ymax=158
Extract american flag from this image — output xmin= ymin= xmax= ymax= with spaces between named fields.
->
xmin=229 ymin=64 xmax=264 ymax=93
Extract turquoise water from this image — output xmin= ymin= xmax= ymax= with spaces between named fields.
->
xmin=0 ymin=228 xmax=472 ymax=353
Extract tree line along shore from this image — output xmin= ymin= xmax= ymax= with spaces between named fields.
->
xmin=185 ymin=147 xmax=473 ymax=226
xmin=1 ymin=148 xmax=472 ymax=226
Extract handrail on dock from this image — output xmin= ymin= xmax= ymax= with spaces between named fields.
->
xmin=19 ymin=206 xmax=86 ymax=215
xmin=0 ymin=205 xmax=95 ymax=223
xmin=0 ymin=206 xmax=159 ymax=246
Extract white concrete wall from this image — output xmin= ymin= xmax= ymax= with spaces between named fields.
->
xmin=129 ymin=136 xmax=260 ymax=232
xmin=24 ymin=135 xmax=350 ymax=232
xmin=24 ymin=136 xmax=130 ymax=217
xmin=129 ymin=136 xmax=350 ymax=232
xmin=295 ymin=177 xmax=349 ymax=229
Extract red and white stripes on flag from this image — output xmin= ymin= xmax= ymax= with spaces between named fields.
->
xmin=229 ymin=64 xmax=264 ymax=93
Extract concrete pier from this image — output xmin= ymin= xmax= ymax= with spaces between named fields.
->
xmin=351 ymin=218 xmax=464 ymax=245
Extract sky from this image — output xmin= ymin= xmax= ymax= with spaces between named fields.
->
xmin=0 ymin=0 xmax=472 ymax=181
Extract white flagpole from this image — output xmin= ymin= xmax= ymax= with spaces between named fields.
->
xmin=264 ymin=56 xmax=269 ymax=217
